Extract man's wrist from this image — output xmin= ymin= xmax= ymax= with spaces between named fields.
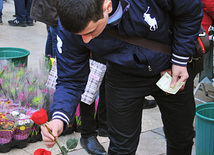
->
xmin=52 ymin=111 xmax=70 ymax=126
xmin=171 ymin=53 xmax=189 ymax=66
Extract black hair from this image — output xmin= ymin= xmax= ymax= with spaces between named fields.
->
xmin=56 ymin=0 xmax=105 ymax=33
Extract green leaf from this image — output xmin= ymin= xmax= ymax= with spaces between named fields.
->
xmin=66 ymin=138 xmax=78 ymax=150
xmin=61 ymin=146 xmax=68 ymax=154
xmin=0 ymin=70 xmax=5 ymax=78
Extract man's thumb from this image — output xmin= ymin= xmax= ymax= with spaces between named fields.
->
xmin=170 ymin=76 xmax=177 ymax=88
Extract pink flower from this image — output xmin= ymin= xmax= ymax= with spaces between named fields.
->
xmin=18 ymin=92 xmax=26 ymax=100
xmin=95 ymin=96 xmax=99 ymax=115
xmin=75 ymin=103 xmax=80 ymax=117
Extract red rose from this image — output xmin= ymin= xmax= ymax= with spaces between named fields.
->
xmin=34 ymin=148 xmax=51 ymax=155
xmin=30 ymin=108 xmax=48 ymax=125
xmin=31 ymin=109 xmax=65 ymax=154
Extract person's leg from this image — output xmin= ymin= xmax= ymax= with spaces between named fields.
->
xmin=80 ymin=101 xmax=97 ymax=138
xmin=8 ymin=0 xmax=27 ymax=26
xmin=50 ymin=26 xmax=58 ymax=58
xmin=80 ymin=101 xmax=106 ymax=155
xmin=79 ymin=58 xmax=108 ymax=155
xmin=106 ymin=63 xmax=154 ymax=155
xmin=0 ymin=0 xmax=3 ymax=24
xmin=45 ymin=26 xmax=53 ymax=58
xmin=14 ymin=0 xmax=26 ymax=22
xmin=14 ymin=0 xmax=17 ymax=16
xmin=97 ymin=77 xmax=108 ymax=137
xmin=89 ymin=54 xmax=108 ymax=136
xmin=0 ymin=0 xmax=3 ymax=17
xmin=45 ymin=26 xmax=57 ymax=58
xmin=152 ymin=65 xmax=195 ymax=155
xmin=26 ymin=0 xmax=33 ymax=26
xmin=96 ymin=76 xmax=155 ymax=137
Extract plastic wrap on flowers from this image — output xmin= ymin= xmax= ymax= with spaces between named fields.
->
xmin=75 ymin=103 xmax=81 ymax=132
xmin=28 ymin=123 xmax=42 ymax=143
xmin=0 ymin=114 xmax=15 ymax=144
xmin=0 ymin=97 xmax=13 ymax=114
xmin=0 ymin=59 xmax=57 ymax=152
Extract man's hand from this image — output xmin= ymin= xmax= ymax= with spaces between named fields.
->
xmin=160 ymin=64 xmax=189 ymax=93
xmin=41 ymin=119 xmax=64 ymax=148
xmin=170 ymin=64 xmax=189 ymax=91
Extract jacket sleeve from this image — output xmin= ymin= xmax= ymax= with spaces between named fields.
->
xmin=50 ymin=24 xmax=90 ymax=126
xmin=158 ymin=0 xmax=203 ymax=66
xmin=170 ymin=0 xmax=203 ymax=66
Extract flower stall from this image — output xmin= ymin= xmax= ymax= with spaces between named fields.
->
xmin=0 ymin=59 xmax=54 ymax=153
xmin=0 ymin=59 xmax=78 ymax=154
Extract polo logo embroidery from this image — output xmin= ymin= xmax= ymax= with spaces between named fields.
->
xmin=143 ymin=6 xmax=158 ymax=31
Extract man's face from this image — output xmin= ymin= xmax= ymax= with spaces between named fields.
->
xmin=77 ymin=12 xmax=109 ymax=43
xmin=76 ymin=0 xmax=112 ymax=43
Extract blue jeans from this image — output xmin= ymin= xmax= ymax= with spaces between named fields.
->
xmin=106 ymin=62 xmax=195 ymax=155
xmin=14 ymin=0 xmax=32 ymax=22
xmin=45 ymin=26 xmax=58 ymax=58
xmin=0 ymin=0 xmax=3 ymax=18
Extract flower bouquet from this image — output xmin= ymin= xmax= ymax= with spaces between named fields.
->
xmin=0 ymin=113 xmax=15 ymax=144
xmin=0 ymin=59 xmax=58 ymax=153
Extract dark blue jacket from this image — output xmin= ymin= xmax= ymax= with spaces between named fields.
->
xmin=50 ymin=0 xmax=203 ymax=125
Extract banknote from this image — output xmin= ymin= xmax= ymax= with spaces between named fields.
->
xmin=156 ymin=72 xmax=184 ymax=94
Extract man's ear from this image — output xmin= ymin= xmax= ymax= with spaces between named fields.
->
xmin=103 ymin=0 xmax=112 ymax=14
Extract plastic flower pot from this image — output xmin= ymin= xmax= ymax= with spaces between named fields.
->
xmin=0 ymin=138 xmax=29 ymax=153
xmin=0 ymin=47 xmax=30 ymax=67
xmin=195 ymin=102 xmax=214 ymax=155
xmin=0 ymin=118 xmax=15 ymax=144
xmin=13 ymin=125 xmax=33 ymax=140
xmin=0 ymin=129 xmax=14 ymax=144
xmin=13 ymin=116 xmax=34 ymax=140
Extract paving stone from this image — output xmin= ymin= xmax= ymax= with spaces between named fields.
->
xmin=1 ymin=0 xmax=213 ymax=155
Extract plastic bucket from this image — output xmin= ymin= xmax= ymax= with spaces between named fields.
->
xmin=195 ymin=102 xmax=214 ymax=155
xmin=0 ymin=47 xmax=30 ymax=67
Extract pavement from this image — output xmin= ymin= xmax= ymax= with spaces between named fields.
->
xmin=0 ymin=0 xmax=214 ymax=155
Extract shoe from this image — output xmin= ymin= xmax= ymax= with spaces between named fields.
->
xmin=80 ymin=136 xmax=107 ymax=155
xmin=0 ymin=18 xmax=2 ymax=25
xmin=98 ymin=128 xmax=108 ymax=137
xmin=143 ymin=99 xmax=157 ymax=109
xmin=27 ymin=21 xmax=34 ymax=26
xmin=8 ymin=19 xmax=27 ymax=27
xmin=8 ymin=19 xmax=14 ymax=24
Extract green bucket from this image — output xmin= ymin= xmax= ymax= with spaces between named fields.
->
xmin=0 ymin=47 xmax=30 ymax=67
xmin=195 ymin=102 xmax=214 ymax=155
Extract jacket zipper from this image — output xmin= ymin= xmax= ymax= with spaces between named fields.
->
xmin=148 ymin=65 xmax=152 ymax=72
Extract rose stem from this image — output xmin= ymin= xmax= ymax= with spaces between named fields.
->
xmin=44 ymin=124 xmax=64 ymax=155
